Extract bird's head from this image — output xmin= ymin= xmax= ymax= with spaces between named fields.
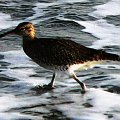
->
xmin=0 ymin=22 xmax=36 ymax=40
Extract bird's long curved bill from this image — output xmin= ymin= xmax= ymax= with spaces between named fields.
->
xmin=0 ymin=30 xmax=15 ymax=38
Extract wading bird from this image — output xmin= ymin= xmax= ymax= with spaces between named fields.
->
xmin=0 ymin=22 xmax=119 ymax=93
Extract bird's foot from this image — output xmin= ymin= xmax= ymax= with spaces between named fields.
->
xmin=80 ymin=83 xmax=87 ymax=94
xmin=31 ymin=85 xmax=44 ymax=91
xmin=43 ymin=84 xmax=54 ymax=90
xmin=31 ymin=84 xmax=54 ymax=91
xmin=81 ymin=89 xmax=86 ymax=94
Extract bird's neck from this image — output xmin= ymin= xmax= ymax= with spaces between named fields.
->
xmin=23 ymin=32 xmax=36 ymax=41
xmin=22 ymin=35 xmax=36 ymax=53
xmin=23 ymin=36 xmax=35 ymax=41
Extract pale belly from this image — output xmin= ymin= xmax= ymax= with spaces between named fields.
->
xmin=35 ymin=59 xmax=103 ymax=75
xmin=68 ymin=61 xmax=103 ymax=76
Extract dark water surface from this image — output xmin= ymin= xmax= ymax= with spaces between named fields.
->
xmin=0 ymin=0 xmax=120 ymax=120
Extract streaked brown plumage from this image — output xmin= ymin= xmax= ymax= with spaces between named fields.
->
xmin=0 ymin=22 xmax=120 ymax=93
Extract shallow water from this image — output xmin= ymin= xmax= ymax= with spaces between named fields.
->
xmin=0 ymin=0 xmax=120 ymax=120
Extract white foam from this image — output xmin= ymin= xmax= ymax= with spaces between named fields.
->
xmin=58 ymin=88 xmax=120 ymax=120
xmin=1 ymin=50 xmax=30 ymax=63
xmin=0 ymin=12 xmax=23 ymax=30
xmin=76 ymin=19 xmax=120 ymax=48
xmin=87 ymin=88 xmax=120 ymax=111
xmin=25 ymin=2 xmax=56 ymax=23
xmin=0 ymin=13 xmax=12 ymax=30
xmin=59 ymin=17 xmax=120 ymax=49
xmin=90 ymin=0 xmax=120 ymax=18
xmin=0 ymin=13 xmax=11 ymax=21
xmin=0 ymin=112 xmax=37 ymax=120
xmin=0 ymin=50 xmax=35 ymax=81
xmin=27 ymin=0 xmax=88 ymax=22
xmin=0 ymin=50 xmax=50 ymax=86
xmin=0 ymin=94 xmax=49 ymax=120
xmin=0 ymin=94 xmax=17 ymax=112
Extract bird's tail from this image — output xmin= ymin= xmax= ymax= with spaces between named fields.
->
xmin=94 ymin=50 xmax=120 ymax=61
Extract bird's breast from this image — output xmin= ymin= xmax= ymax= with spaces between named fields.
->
xmin=23 ymin=41 xmax=66 ymax=71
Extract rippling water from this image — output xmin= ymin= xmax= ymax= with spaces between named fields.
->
xmin=0 ymin=0 xmax=120 ymax=120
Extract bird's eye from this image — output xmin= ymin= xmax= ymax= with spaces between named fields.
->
xmin=19 ymin=28 xmax=25 ymax=31
xmin=22 ymin=28 xmax=25 ymax=31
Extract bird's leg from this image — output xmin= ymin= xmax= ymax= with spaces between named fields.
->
xmin=71 ymin=73 xmax=86 ymax=94
xmin=32 ymin=72 xmax=56 ymax=91
xmin=48 ymin=72 xmax=56 ymax=87
xmin=43 ymin=72 xmax=56 ymax=89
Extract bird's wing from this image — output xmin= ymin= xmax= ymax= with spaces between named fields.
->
xmin=34 ymin=38 xmax=99 ymax=66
